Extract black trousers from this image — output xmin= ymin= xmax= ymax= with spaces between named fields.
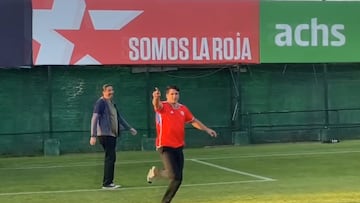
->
xmin=159 ymin=147 xmax=184 ymax=203
xmin=98 ymin=136 xmax=117 ymax=186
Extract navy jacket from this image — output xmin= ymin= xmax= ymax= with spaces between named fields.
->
xmin=91 ymin=97 xmax=132 ymax=137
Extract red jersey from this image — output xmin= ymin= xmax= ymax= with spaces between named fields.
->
xmin=155 ymin=102 xmax=195 ymax=148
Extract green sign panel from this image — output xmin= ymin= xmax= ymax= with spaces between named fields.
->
xmin=260 ymin=1 xmax=360 ymax=63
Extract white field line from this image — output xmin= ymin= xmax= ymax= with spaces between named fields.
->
xmin=0 ymin=180 xmax=269 ymax=197
xmin=190 ymin=159 xmax=276 ymax=181
xmin=1 ymin=150 xmax=360 ymax=170
xmin=0 ymin=160 xmax=161 ymax=170
xmin=192 ymin=150 xmax=360 ymax=161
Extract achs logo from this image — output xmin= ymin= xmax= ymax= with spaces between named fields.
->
xmin=274 ymin=18 xmax=345 ymax=47
xmin=33 ymin=0 xmax=143 ymax=65
xmin=180 ymin=111 xmax=184 ymax=116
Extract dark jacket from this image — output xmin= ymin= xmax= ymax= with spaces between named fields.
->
xmin=91 ymin=97 xmax=132 ymax=137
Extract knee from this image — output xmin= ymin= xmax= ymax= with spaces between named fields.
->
xmin=111 ymin=156 xmax=116 ymax=163
xmin=167 ymin=172 xmax=182 ymax=182
xmin=167 ymin=171 xmax=176 ymax=180
xmin=111 ymin=153 xmax=116 ymax=163
xmin=105 ymin=151 xmax=116 ymax=163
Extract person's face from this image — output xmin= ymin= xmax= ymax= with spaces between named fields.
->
xmin=103 ymin=86 xmax=114 ymax=99
xmin=166 ymin=88 xmax=179 ymax=104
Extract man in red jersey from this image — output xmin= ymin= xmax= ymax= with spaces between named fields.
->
xmin=147 ymin=85 xmax=217 ymax=203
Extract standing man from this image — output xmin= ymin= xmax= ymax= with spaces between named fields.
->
xmin=90 ymin=84 xmax=137 ymax=189
xmin=147 ymin=85 xmax=217 ymax=203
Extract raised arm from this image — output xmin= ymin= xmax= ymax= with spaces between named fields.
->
xmin=152 ymin=87 xmax=163 ymax=111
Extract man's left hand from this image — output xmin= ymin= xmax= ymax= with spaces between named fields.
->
xmin=206 ymin=129 xmax=217 ymax=137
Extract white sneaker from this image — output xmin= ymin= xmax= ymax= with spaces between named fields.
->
xmin=102 ymin=183 xmax=121 ymax=189
xmin=147 ymin=166 xmax=156 ymax=184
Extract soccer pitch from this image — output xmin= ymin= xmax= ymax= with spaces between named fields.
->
xmin=0 ymin=141 xmax=360 ymax=203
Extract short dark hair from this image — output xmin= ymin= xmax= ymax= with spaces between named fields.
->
xmin=166 ymin=85 xmax=180 ymax=93
xmin=102 ymin=84 xmax=113 ymax=91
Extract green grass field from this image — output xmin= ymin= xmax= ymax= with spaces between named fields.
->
xmin=1 ymin=140 xmax=360 ymax=203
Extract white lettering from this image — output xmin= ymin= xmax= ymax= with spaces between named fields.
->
xmin=275 ymin=24 xmax=292 ymax=46
xmin=212 ymin=38 xmax=222 ymax=60
xmin=242 ymin=38 xmax=251 ymax=60
xmin=129 ymin=37 xmax=139 ymax=61
xmin=275 ymin=18 xmax=346 ymax=47
xmin=152 ymin=38 xmax=167 ymax=60
xmin=179 ymin=38 xmax=189 ymax=60
xmin=234 ymin=33 xmax=241 ymax=60
xmin=331 ymin=24 xmax=345 ymax=46
xmin=128 ymin=35 xmax=252 ymax=61
xmin=223 ymin=38 xmax=234 ymax=60
xmin=295 ymin=24 xmax=310 ymax=47
xmin=140 ymin=38 xmax=151 ymax=60
xmin=193 ymin=38 xmax=201 ymax=60
xmin=167 ymin=38 xmax=178 ymax=60
xmin=199 ymin=38 xmax=210 ymax=60
xmin=311 ymin=18 xmax=328 ymax=46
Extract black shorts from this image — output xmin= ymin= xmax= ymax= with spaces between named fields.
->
xmin=158 ymin=146 xmax=184 ymax=181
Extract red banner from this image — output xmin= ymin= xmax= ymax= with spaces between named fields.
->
xmin=33 ymin=0 xmax=259 ymax=65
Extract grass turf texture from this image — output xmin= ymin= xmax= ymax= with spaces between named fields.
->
xmin=0 ymin=140 xmax=359 ymax=203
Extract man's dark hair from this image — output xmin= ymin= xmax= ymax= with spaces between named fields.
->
xmin=102 ymin=84 xmax=113 ymax=91
xmin=166 ymin=85 xmax=180 ymax=93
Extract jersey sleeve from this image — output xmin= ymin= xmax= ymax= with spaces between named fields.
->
xmin=184 ymin=106 xmax=195 ymax=123
xmin=155 ymin=101 xmax=166 ymax=114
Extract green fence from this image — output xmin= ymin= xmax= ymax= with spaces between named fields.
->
xmin=0 ymin=67 xmax=233 ymax=156
xmin=238 ymin=63 xmax=360 ymax=143
xmin=1 ymin=64 xmax=360 ymax=156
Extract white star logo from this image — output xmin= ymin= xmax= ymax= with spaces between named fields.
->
xmin=33 ymin=0 xmax=143 ymax=65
